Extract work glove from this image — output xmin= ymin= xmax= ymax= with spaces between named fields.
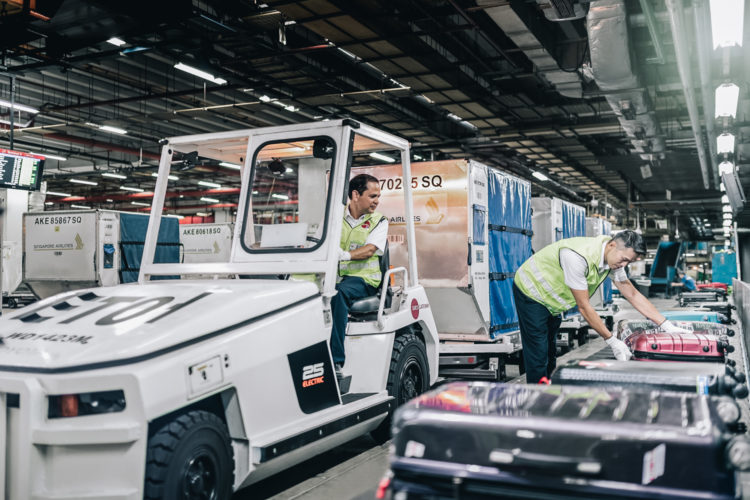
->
xmin=659 ymin=320 xmax=691 ymax=334
xmin=337 ymin=248 xmax=352 ymax=261
xmin=606 ymin=336 xmax=633 ymax=361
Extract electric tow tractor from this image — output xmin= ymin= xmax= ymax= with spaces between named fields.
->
xmin=0 ymin=120 xmax=440 ymax=499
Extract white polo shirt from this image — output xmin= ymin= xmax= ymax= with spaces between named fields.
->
xmin=344 ymin=206 xmax=388 ymax=256
xmin=561 ymin=240 xmax=627 ymax=291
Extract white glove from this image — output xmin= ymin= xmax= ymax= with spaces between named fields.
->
xmin=660 ymin=320 xmax=691 ymax=334
xmin=337 ymin=248 xmax=351 ymax=261
xmin=606 ymin=336 xmax=633 ymax=361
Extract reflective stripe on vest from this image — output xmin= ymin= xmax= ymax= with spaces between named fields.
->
xmin=515 ymin=235 xmax=612 ymax=314
xmin=339 ymin=211 xmax=384 ymax=288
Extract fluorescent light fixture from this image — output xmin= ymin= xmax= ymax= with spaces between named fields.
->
xmin=196 ymin=212 xmax=211 ymax=217
xmin=717 ymin=133 xmax=735 ymax=154
xmin=106 ymin=198 xmax=114 ymax=202
xmin=369 ymin=152 xmax=396 ymax=163
xmin=70 ymin=178 xmax=98 ymax=186
xmin=723 ymin=221 xmax=732 ymax=228
xmin=219 ymin=162 xmax=241 ymax=170
xmin=151 ymin=172 xmax=179 ymax=181
xmin=107 ymin=37 xmax=126 ymax=46
xmin=710 ymin=0 xmax=744 ymax=48
xmin=722 ymin=194 xmax=730 ymax=204
xmin=121 ymin=186 xmax=145 ymax=192
xmin=0 ymin=99 xmax=39 ymax=114
xmin=285 ymin=167 xmax=293 ymax=173
xmin=29 ymin=152 xmax=67 ymax=161
xmin=174 ymin=62 xmax=227 ymax=85
xmin=47 ymin=191 xmax=71 ymax=197
xmin=166 ymin=214 xmax=184 ymax=219
xmin=259 ymin=95 xmax=272 ymax=103
xmin=723 ymin=213 xmax=733 ymax=219
xmin=71 ymin=204 xmax=91 ymax=209
xmin=715 ymin=84 xmax=739 ymax=118
xmin=704 ymin=222 xmax=711 ymax=226
xmin=725 ymin=240 xmax=731 ymax=246
xmin=198 ymin=180 xmax=222 ymax=188
xmin=271 ymin=193 xmax=289 ymax=200
xmin=131 ymin=201 xmax=151 ymax=207
xmin=102 ymin=172 xmax=127 ymax=179
xmin=723 ymin=205 xmax=732 ymax=212
xmin=720 ymin=182 xmax=726 ymax=192
xmin=99 ymin=125 xmax=128 ymax=135
xmin=252 ymin=190 xmax=259 ymax=195
xmin=532 ymin=171 xmax=549 ymax=181
xmin=718 ymin=161 xmax=735 ymax=175
xmin=200 ymin=197 xmax=220 ymax=203
xmin=44 ymin=201 xmax=53 ymax=206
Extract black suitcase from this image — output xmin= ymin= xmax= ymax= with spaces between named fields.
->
xmin=551 ymin=359 xmax=749 ymax=400
xmin=389 ymin=382 xmax=750 ymax=500
xmin=680 ymin=291 xmax=724 ymax=305
xmin=615 ymin=318 xmax=736 ymax=340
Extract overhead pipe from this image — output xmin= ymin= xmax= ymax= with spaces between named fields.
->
xmin=637 ymin=0 xmax=666 ymax=64
xmin=665 ymin=0 xmax=712 ymax=189
xmin=693 ymin=0 xmax=721 ymax=188
xmin=56 ymin=188 xmax=241 ymax=204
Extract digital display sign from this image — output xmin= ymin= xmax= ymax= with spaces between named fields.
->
xmin=0 ymin=148 xmax=44 ymax=191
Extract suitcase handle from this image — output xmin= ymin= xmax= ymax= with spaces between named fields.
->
xmin=489 ymin=448 xmax=602 ymax=475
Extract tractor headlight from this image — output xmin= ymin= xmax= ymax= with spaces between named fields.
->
xmin=48 ymin=390 xmax=126 ymax=418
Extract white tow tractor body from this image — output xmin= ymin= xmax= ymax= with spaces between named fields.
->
xmin=0 ymin=120 xmax=439 ymax=499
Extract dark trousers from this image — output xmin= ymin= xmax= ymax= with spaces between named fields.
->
xmin=330 ymin=276 xmax=376 ymax=365
xmin=513 ymin=283 xmax=562 ymax=384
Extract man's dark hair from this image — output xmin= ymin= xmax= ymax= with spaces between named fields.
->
xmin=348 ymin=173 xmax=379 ymax=199
xmin=612 ymin=230 xmax=646 ymax=256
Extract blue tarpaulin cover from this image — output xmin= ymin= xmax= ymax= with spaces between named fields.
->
xmin=488 ymin=170 xmax=532 ymax=337
xmin=120 ymin=213 xmax=180 ymax=282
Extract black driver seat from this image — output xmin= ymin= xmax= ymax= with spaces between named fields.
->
xmin=348 ymin=242 xmax=392 ymax=321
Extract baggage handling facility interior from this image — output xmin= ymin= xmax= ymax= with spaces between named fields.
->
xmin=5 ymin=1 xmax=750 ymax=499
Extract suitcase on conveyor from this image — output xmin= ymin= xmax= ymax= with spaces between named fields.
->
xmin=615 ymin=318 xmax=735 ymax=340
xmin=661 ymin=309 xmax=731 ymax=324
xmin=698 ymin=282 xmax=729 ymax=291
xmin=695 ymin=301 xmax=736 ymax=320
xmin=680 ymin=291 xmax=724 ymax=305
xmin=551 ymin=359 xmax=749 ymax=399
xmin=388 ymin=382 xmax=750 ymax=500
xmin=626 ymin=330 xmax=733 ymax=362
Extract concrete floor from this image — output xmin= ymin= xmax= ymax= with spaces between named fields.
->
xmin=232 ymin=295 xmax=750 ymax=499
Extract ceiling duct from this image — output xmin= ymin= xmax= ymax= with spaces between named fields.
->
xmin=478 ymin=0 xmax=583 ymax=98
xmin=722 ymin=171 xmax=746 ymax=214
xmin=586 ymin=0 xmax=666 ymax=161
xmin=537 ymin=0 xmax=588 ymax=21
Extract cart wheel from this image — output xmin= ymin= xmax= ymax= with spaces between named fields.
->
xmin=7 ymin=298 xmax=16 ymax=309
xmin=371 ymin=331 xmax=429 ymax=443
xmin=144 ymin=410 xmax=234 ymax=500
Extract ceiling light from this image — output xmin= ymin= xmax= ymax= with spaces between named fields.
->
xmin=47 ymin=191 xmax=71 ymax=197
xmin=0 ymin=99 xmax=39 ymax=114
xmin=720 ymin=182 xmax=726 ymax=192
xmin=166 ymin=214 xmax=184 ymax=219
xmin=121 ymin=186 xmax=144 ymax=192
xmin=29 ymin=152 xmax=66 ymax=161
xmin=725 ymin=239 xmax=731 ymax=246
xmin=44 ymin=201 xmax=53 ymax=206
xmin=259 ymin=95 xmax=272 ymax=102
xmin=704 ymin=222 xmax=711 ymax=226
xmin=71 ymin=204 xmax=90 ymax=209
xmin=532 ymin=171 xmax=549 ymax=181
xmin=715 ymin=84 xmax=740 ymax=118
xmin=271 ymin=193 xmax=289 ymax=200
xmin=285 ymin=167 xmax=293 ymax=173
xmin=723 ymin=213 xmax=733 ymax=219
xmin=717 ymin=133 xmax=735 ymax=154
xmin=174 ymin=62 xmax=227 ymax=85
xmin=106 ymin=198 xmax=114 ymax=202
xmin=200 ymin=197 xmax=220 ymax=203
xmin=710 ymin=0 xmax=744 ymax=48
xmin=722 ymin=194 xmax=730 ymax=204
xmin=723 ymin=219 xmax=732 ymax=226
xmin=369 ymin=152 xmax=396 ymax=163
xmin=107 ymin=37 xmax=126 ymax=46
xmin=70 ymin=178 xmax=98 ymax=186
xmin=102 ymin=172 xmax=127 ymax=179
xmin=131 ymin=201 xmax=151 ymax=207
xmin=196 ymin=212 xmax=211 ymax=217
xmin=723 ymin=205 xmax=732 ymax=213
xmin=718 ymin=161 xmax=735 ymax=175
xmin=151 ymin=172 xmax=179 ymax=181
xmin=99 ymin=125 xmax=128 ymax=135
xmin=219 ymin=162 xmax=241 ymax=170
xmin=198 ymin=180 xmax=221 ymax=188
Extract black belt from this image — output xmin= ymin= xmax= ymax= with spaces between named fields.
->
xmin=489 ymin=224 xmax=533 ymax=236
xmin=490 ymin=272 xmax=515 ymax=281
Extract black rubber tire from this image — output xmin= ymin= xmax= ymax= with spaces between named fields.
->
xmin=144 ymin=410 xmax=234 ymax=500
xmin=371 ymin=331 xmax=429 ymax=443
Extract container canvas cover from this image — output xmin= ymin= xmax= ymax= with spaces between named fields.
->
xmin=120 ymin=213 xmax=180 ymax=282
xmin=488 ymin=169 xmax=532 ymax=334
